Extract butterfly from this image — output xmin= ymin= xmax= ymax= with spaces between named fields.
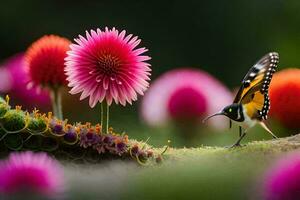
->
xmin=203 ymin=52 xmax=279 ymax=147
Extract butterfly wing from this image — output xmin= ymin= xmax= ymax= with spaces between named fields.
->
xmin=233 ymin=52 xmax=279 ymax=120
xmin=243 ymin=88 xmax=270 ymax=120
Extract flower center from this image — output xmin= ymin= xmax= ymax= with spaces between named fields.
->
xmin=97 ymin=54 xmax=120 ymax=76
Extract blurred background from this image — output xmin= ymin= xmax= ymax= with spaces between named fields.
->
xmin=0 ymin=0 xmax=299 ymax=147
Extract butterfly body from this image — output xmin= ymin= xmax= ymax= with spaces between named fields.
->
xmin=238 ymin=110 xmax=256 ymax=130
xmin=221 ymin=103 xmax=256 ymax=130
xmin=203 ymin=52 xmax=279 ymax=147
xmin=226 ymin=103 xmax=258 ymax=129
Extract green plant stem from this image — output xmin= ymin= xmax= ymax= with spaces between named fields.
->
xmin=101 ymin=101 xmax=110 ymax=133
xmin=51 ymin=88 xmax=63 ymax=119
xmin=106 ymin=103 xmax=110 ymax=134
xmin=100 ymin=102 xmax=104 ymax=130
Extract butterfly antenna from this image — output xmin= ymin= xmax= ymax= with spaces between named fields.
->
xmin=202 ymin=111 xmax=225 ymax=123
xmin=259 ymin=122 xmax=277 ymax=139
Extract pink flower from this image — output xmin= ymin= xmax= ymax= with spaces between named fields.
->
xmin=168 ymin=86 xmax=207 ymax=121
xmin=141 ymin=68 xmax=233 ymax=129
xmin=65 ymin=27 xmax=151 ymax=107
xmin=0 ymin=151 xmax=64 ymax=198
xmin=0 ymin=53 xmax=50 ymax=109
xmin=0 ymin=66 xmax=12 ymax=92
xmin=264 ymin=152 xmax=300 ymax=200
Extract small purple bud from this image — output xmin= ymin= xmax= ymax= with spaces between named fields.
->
xmin=64 ymin=131 xmax=77 ymax=144
xmin=116 ymin=142 xmax=126 ymax=152
xmin=86 ymin=132 xmax=94 ymax=140
xmin=103 ymin=135 xmax=113 ymax=145
xmin=53 ymin=124 xmax=63 ymax=135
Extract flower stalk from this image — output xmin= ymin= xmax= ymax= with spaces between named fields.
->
xmin=50 ymin=87 xmax=63 ymax=119
xmin=101 ymin=101 xmax=110 ymax=133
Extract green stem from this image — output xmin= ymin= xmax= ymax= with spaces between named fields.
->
xmin=50 ymin=91 xmax=58 ymax=118
xmin=101 ymin=101 xmax=110 ymax=133
xmin=106 ymin=103 xmax=110 ymax=134
xmin=50 ymin=88 xmax=63 ymax=119
xmin=100 ymin=102 xmax=104 ymax=126
xmin=100 ymin=102 xmax=104 ymax=131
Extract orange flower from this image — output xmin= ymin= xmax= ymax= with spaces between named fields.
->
xmin=269 ymin=68 xmax=300 ymax=129
xmin=25 ymin=35 xmax=71 ymax=88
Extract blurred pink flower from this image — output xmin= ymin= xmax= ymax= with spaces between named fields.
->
xmin=141 ymin=68 xmax=232 ymax=129
xmin=264 ymin=152 xmax=300 ymax=200
xmin=65 ymin=27 xmax=151 ymax=107
xmin=168 ymin=86 xmax=207 ymax=121
xmin=0 ymin=151 xmax=64 ymax=198
xmin=0 ymin=67 xmax=12 ymax=92
xmin=0 ymin=53 xmax=50 ymax=108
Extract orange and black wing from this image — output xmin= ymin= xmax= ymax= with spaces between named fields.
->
xmin=233 ymin=52 xmax=279 ymax=120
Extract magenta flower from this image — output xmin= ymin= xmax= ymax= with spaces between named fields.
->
xmin=141 ymin=68 xmax=233 ymax=129
xmin=168 ymin=86 xmax=207 ymax=121
xmin=0 ymin=151 xmax=64 ymax=198
xmin=65 ymin=27 xmax=151 ymax=107
xmin=264 ymin=152 xmax=300 ymax=200
xmin=0 ymin=53 xmax=50 ymax=109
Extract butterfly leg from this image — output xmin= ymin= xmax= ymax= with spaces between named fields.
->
xmin=239 ymin=126 xmax=242 ymax=137
xmin=229 ymin=128 xmax=246 ymax=148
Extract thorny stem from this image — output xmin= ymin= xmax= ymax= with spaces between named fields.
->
xmin=51 ymin=87 xmax=63 ymax=120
